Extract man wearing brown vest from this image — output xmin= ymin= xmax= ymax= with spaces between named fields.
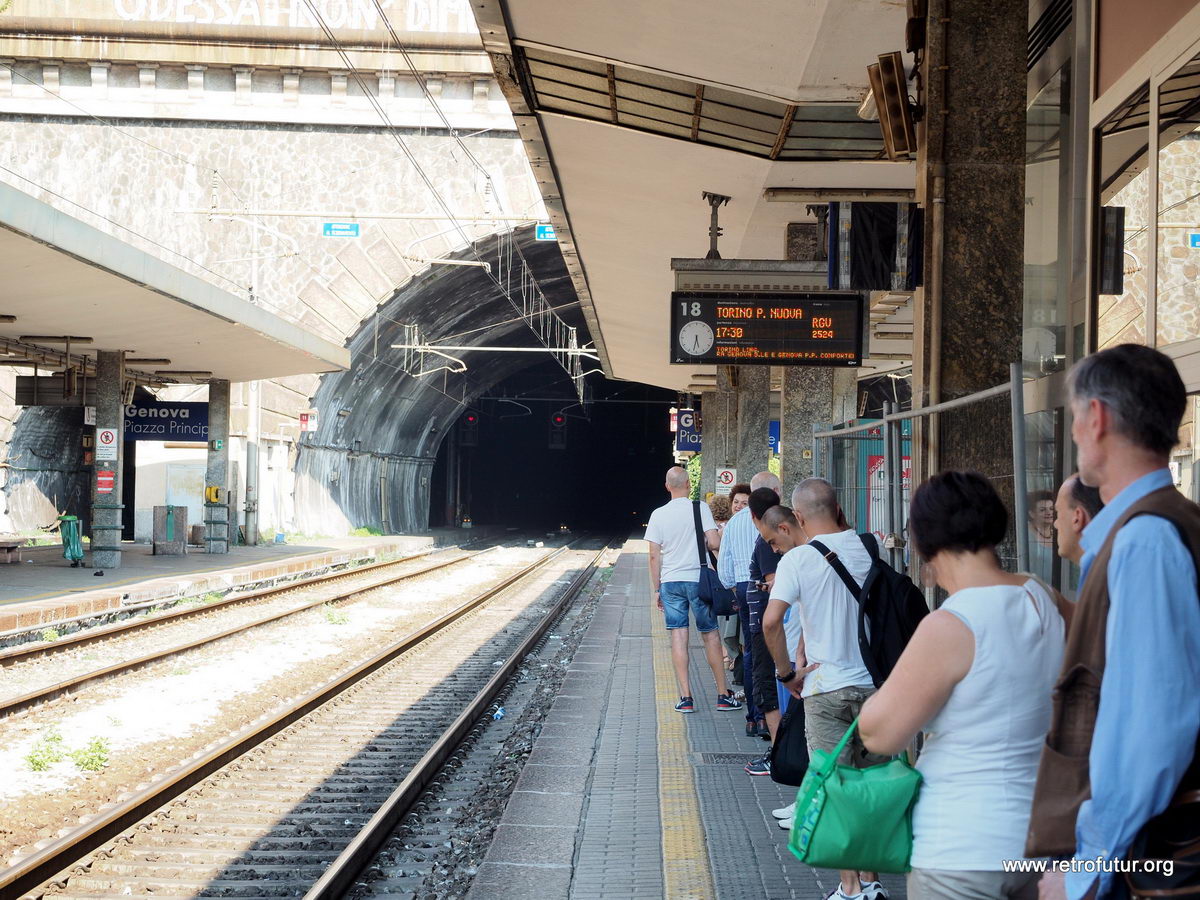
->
xmin=1029 ymin=344 xmax=1200 ymax=899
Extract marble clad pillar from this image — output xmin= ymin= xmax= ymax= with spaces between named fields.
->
xmin=90 ymin=350 xmax=125 ymax=569
xmin=913 ymin=0 xmax=1025 ymax=487
xmin=779 ymin=367 xmax=858 ymax=496
xmin=205 ymin=380 xmax=231 ymax=553
xmin=736 ymin=366 xmax=770 ymax=484
xmin=699 ymin=388 xmax=736 ymax=497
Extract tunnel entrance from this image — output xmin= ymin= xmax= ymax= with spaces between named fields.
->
xmin=430 ymin=363 xmax=677 ymax=534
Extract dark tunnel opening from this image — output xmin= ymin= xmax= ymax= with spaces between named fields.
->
xmin=429 ymin=362 xmax=678 ymax=534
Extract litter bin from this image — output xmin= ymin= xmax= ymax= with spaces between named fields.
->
xmin=153 ymin=505 xmax=188 ymax=555
xmin=59 ymin=515 xmax=84 ymax=567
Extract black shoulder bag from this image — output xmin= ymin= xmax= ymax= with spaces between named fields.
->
xmin=769 ymin=700 xmax=810 ymax=787
xmin=692 ymin=501 xmax=736 ymax=617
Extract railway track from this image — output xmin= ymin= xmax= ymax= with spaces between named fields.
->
xmin=0 ymin=544 xmax=503 ymax=718
xmin=0 ymin=541 xmax=492 ymax=664
xmin=0 ymin=537 xmax=610 ymax=899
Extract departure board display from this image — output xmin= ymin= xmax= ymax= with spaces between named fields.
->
xmin=670 ymin=291 xmax=865 ymax=367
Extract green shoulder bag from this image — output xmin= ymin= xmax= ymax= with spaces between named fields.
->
xmin=787 ymin=716 xmax=922 ymax=874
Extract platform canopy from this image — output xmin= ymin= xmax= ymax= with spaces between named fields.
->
xmin=471 ymin=0 xmax=917 ymax=391
xmin=0 ymin=182 xmax=349 ymax=383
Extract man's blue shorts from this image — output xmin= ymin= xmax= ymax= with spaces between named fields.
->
xmin=660 ymin=581 xmax=718 ymax=633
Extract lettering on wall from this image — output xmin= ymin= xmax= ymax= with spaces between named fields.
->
xmin=107 ymin=0 xmax=476 ymax=32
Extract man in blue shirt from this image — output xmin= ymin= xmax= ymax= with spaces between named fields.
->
xmin=1036 ymin=344 xmax=1200 ymax=900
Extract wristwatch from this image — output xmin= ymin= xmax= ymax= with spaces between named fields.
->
xmin=776 ymin=669 xmax=797 ymax=684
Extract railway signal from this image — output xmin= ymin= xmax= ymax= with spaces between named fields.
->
xmin=461 ymin=411 xmax=479 ymax=447
xmin=549 ymin=411 xmax=567 ymax=450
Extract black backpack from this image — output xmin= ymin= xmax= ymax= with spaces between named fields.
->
xmin=806 ymin=534 xmax=929 ymax=688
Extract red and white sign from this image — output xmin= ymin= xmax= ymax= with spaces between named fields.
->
xmin=96 ymin=470 xmax=116 ymax=494
xmin=716 ymin=467 xmax=737 ymax=495
xmin=299 ymin=411 xmax=319 ymax=432
xmin=866 ymin=455 xmax=911 ymax=541
xmin=96 ymin=427 xmax=119 ymax=461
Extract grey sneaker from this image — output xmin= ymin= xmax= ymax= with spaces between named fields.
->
xmin=744 ymin=755 xmax=771 ymax=776
xmin=860 ymin=882 xmax=888 ymax=900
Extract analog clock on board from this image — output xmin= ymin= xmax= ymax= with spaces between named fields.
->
xmin=678 ymin=320 xmax=714 ymax=356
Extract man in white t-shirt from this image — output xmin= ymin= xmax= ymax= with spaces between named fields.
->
xmin=646 ymin=466 xmax=742 ymax=714
xmin=760 ymin=480 xmax=889 ymax=900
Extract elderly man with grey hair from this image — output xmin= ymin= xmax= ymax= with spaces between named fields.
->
xmin=646 ymin=466 xmax=742 ymax=714
xmin=1029 ymin=345 xmax=1200 ymax=900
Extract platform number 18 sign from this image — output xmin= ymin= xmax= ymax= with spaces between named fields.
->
xmin=96 ymin=427 xmax=119 ymax=462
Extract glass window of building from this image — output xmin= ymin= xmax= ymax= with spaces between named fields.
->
xmin=1024 ymin=69 xmax=1071 ymax=378
xmin=1096 ymin=85 xmax=1151 ymax=349
xmin=1156 ymin=53 xmax=1200 ymax=347
xmin=1023 ymin=409 xmax=1064 ymax=587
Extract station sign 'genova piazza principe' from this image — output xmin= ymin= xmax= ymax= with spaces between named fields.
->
xmin=670 ymin=291 xmax=865 ymax=367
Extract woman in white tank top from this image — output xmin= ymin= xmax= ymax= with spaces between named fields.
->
xmin=859 ymin=472 xmax=1066 ymax=900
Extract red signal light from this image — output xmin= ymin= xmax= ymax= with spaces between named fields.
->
xmin=466 ymin=413 xmax=478 ymax=423
xmin=549 ymin=412 xmax=567 ymax=449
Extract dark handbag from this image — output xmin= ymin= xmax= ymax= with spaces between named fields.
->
xmin=693 ymin=501 xmax=736 ymax=617
xmin=769 ymin=698 xmax=809 ymax=787
xmin=1125 ymin=789 xmax=1200 ymax=898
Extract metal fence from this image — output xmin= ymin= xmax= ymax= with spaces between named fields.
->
xmin=812 ymin=363 xmax=1067 ymax=589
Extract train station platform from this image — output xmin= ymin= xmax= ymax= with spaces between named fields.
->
xmin=0 ymin=527 xmax=492 ymax=634
xmin=469 ymin=539 xmax=907 ymax=900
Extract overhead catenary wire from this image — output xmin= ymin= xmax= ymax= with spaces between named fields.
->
xmin=4 ymin=26 xmax=583 ymax=384
xmin=300 ymin=0 xmax=586 ymax=393
xmin=366 ymin=0 xmax=583 ymax=365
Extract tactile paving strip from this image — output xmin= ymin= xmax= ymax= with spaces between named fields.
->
xmin=649 ymin=577 xmax=717 ymax=900
xmin=682 ymin=627 xmax=909 ymax=900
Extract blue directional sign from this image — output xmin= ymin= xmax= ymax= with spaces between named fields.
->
xmin=323 ymin=222 xmax=361 ymax=238
xmin=675 ymin=409 xmax=701 ymax=452
xmin=535 ymin=223 xmax=557 ymax=241
xmin=1190 ymin=232 xmax=1200 ymax=249
xmin=768 ymin=420 xmax=781 ymax=454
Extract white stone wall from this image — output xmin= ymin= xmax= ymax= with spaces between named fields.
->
xmin=0 ymin=65 xmax=547 ymax=534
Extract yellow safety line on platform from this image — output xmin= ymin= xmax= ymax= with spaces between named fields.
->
xmin=646 ymin=564 xmax=716 ymax=900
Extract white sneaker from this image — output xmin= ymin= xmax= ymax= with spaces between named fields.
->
xmin=777 ymin=816 xmax=792 ymax=830
xmin=860 ymin=881 xmax=888 ymax=900
xmin=772 ymin=801 xmax=795 ymax=820
xmin=824 ymin=889 xmax=864 ymax=900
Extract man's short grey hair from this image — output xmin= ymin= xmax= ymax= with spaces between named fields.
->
xmin=1068 ymin=344 xmax=1185 ymax=457
xmin=665 ymin=467 xmax=690 ymax=490
xmin=749 ymin=471 xmax=780 ymax=494
xmin=791 ymin=478 xmax=839 ymax=519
